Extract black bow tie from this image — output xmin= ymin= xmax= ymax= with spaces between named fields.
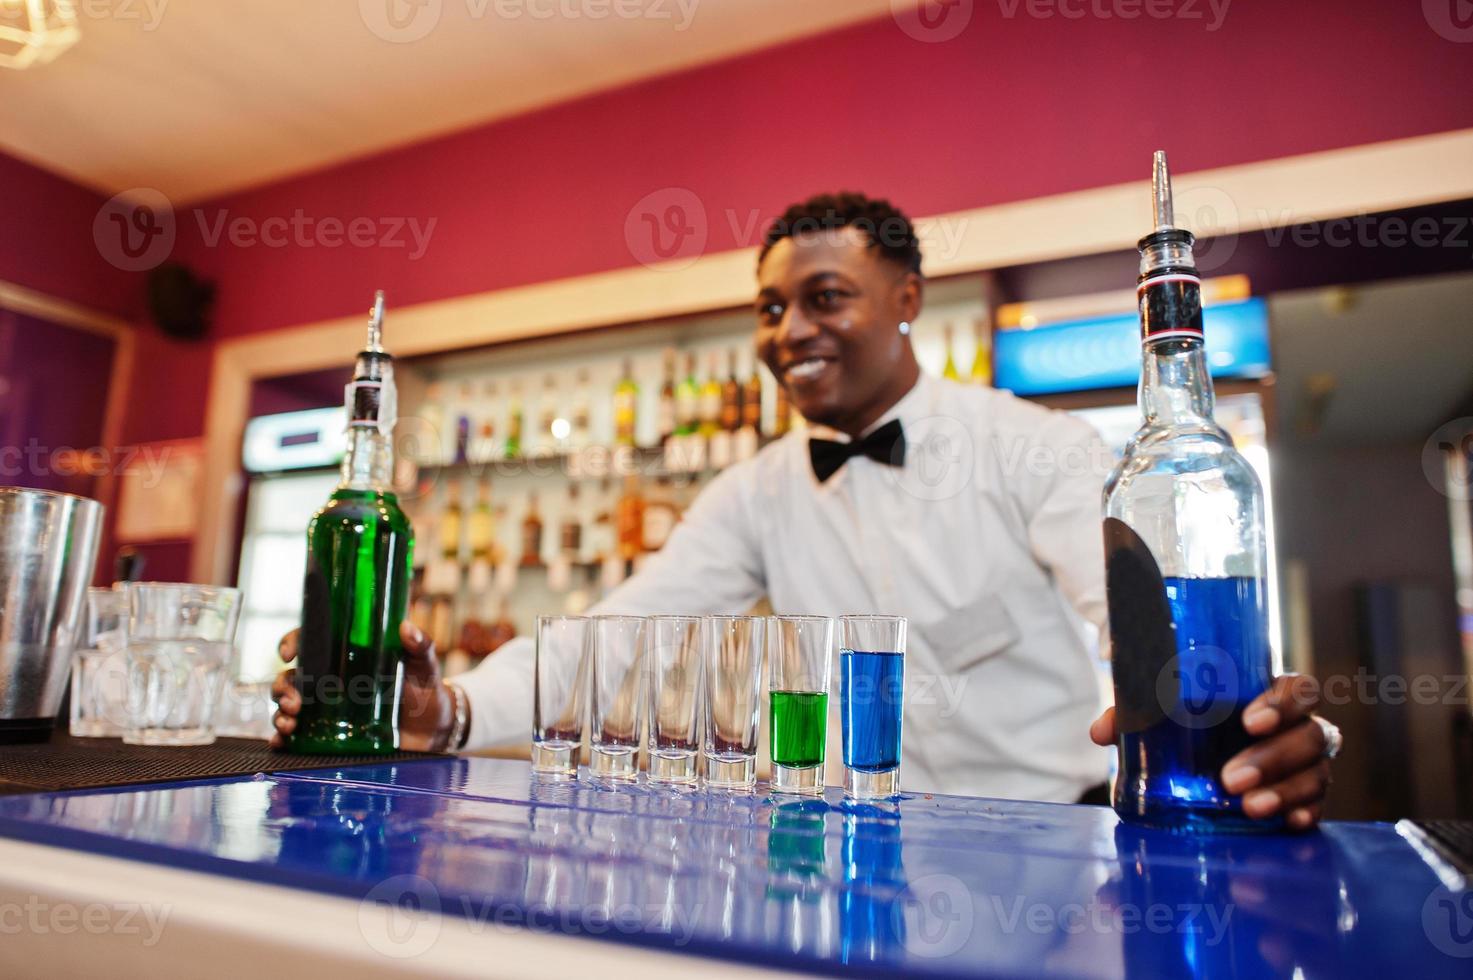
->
xmin=809 ymin=418 xmax=907 ymax=483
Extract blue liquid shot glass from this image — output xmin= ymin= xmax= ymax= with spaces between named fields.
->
xmin=839 ymin=615 xmax=907 ymax=800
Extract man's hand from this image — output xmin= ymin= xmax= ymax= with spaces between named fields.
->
xmin=1090 ymin=673 xmax=1333 ymax=831
xmin=269 ymin=621 xmax=457 ymax=752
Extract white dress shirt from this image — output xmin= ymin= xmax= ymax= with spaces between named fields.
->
xmin=457 ymin=373 xmax=1114 ymax=803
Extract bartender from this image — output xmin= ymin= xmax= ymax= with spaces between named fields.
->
xmin=271 ymin=193 xmax=1337 ymax=825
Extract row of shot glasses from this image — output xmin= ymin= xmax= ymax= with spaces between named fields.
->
xmin=531 ymin=613 xmax=907 ymax=799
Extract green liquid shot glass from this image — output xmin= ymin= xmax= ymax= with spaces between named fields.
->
xmin=768 ymin=616 xmax=834 ymax=797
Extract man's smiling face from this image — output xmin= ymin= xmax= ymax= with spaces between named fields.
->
xmin=754 ymin=226 xmax=921 ymax=436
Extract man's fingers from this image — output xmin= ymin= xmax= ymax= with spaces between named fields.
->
xmin=1089 ymin=706 xmax=1117 ymax=747
xmin=1285 ymin=803 xmax=1323 ymax=832
xmin=270 ymin=669 xmax=300 ymax=715
xmin=273 ymin=712 xmax=297 ymax=736
xmin=1243 ymin=673 xmax=1320 ymax=736
xmin=278 ymin=629 xmax=300 ymax=665
xmin=1242 ymin=760 xmax=1331 ymax=820
xmin=1222 ymin=717 xmax=1328 ymax=794
xmin=400 ymin=620 xmax=440 ymax=682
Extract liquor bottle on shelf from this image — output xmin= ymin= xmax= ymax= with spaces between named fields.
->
xmin=538 ymin=374 xmax=560 ymax=453
xmin=504 ymin=380 xmax=523 ymax=459
xmin=742 ymin=359 xmax=763 ymax=435
xmin=1103 ymin=151 xmax=1277 ymax=833
xmin=613 ymin=358 xmax=639 ymax=447
xmin=521 ymin=492 xmax=544 ymax=567
xmin=420 ymin=382 xmax=447 ymax=466
xmin=454 ymin=381 xmax=474 ymax=463
xmin=675 ymin=352 xmax=700 ymax=436
xmin=570 ymin=367 xmax=592 ymax=449
xmin=720 ymin=348 xmax=742 ymax=433
xmin=475 ymin=380 xmax=500 ymax=462
xmin=970 ymin=315 xmax=993 ymax=387
xmin=289 ymin=291 xmax=414 ymax=756
xmin=467 ymin=478 xmax=495 ymax=565
xmin=641 ymin=475 xmax=680 ymax=552
xmin=657 ymin=347 xmax=678 ymax=446
xmin=941 ymin=323 xmax=960 ymax=381
xmin=615 ymin=474 xmax=645 ymax=562
xmin=439 ymin=479 xmax=464 ymax=563
xmin=559 ymin=483 xmax=584 ymax=560
xmin=587 ymin=478 xmax=616 ymax=564
xmin=698 ymin=352 xmax=722 ymax=438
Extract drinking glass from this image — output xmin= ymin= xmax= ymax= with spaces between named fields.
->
xmin=589 ymin=615 xmax=646 ymax=781
xmin=124 ymin=583 xmax=242 ymax=746
xmin=839 ymin=615 xmax=907 ymax=800
xmin=71 ymin=587 xmax=129 ymax=737
xmin=645 ymin=615 xmax=703 ymax=785
xmin=768 ymin=615 xmax=834 ymax=796
xmin=702 ymin=614 xmax=766 ymax=791
xmin=533 ymin=615 xmax=591 ymax=777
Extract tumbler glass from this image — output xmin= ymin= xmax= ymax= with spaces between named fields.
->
xmin=702 ymin=614 xmax=766 ymax=791
xmin=589 ymin=615 xmax=646 ymax=781
xmin=532 ymin=615 xmax=591 ymax=777
xmin=124 ymin=583 xmax=242 ymax=746
xmin=645 ymin=615 xmax=703 ymax=785
xmin=768 ymin=615 xmax=834 ymax=796
xmin=839 ymin=615 xmax=907 ymax=800
xmin=71 ymin=587 xmax=129 ymax=737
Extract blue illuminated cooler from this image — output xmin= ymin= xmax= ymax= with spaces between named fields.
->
xmin=0 ymin=757 xmax=1466 ymax=977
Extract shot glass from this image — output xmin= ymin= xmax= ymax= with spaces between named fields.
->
xmin=839 ymin=615 xmax=907 ymax=800
xmin=532 ymin=615 xmax=591 ymax=777
xmin=702 ymin=614 xmax=766 ymax=791
xmin=589 ymin=615 xmax=646 ymax=781
xmin=645 ymin=615 xmax=703 ymax=785
xmin=768 ymin=615 xmax=834 ymax=796
xmin=124 ymin=583 xmax=242 ymax=746
xmin=70 ymin=587 xmax=130 ymax=737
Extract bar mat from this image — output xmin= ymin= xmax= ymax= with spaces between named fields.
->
xmin=1408 ymin=820 xmax=1473 ymax=877
xmin=0 ymin=733 xmax=439 ymax=795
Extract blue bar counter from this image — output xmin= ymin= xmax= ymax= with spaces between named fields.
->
xmin=0 ymin=757 xmax=1466 ymax=977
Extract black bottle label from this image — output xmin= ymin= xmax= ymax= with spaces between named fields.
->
xmin=1103 ymin=517 xmax=1176 ymax=735
xmin=1137 ymin=273 xmax=1203 ymax=341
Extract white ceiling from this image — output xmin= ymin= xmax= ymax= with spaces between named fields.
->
xmin=0 ymin=0 xmax=904 ymax=203
xmin=1271 ymin=272 xmax=1473 ymax=447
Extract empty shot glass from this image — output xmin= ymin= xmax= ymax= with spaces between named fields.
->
xmin=124 ymin=583 xmax=242 ymax=746
xmin=71 ymin=587 xmax=130 ymax=737
xmin=769 ymin=615 xmax=834 ymax=796
xmin=533 ymin=615 xmax=592 ymax=778
xmin=839 ymin=615 xmax=907 ymax=800
xmin=703 ymin=614 xmax=766 ymax=791
xmin=645 ymin=615 xmax=703 ymax=785
xmin=589 ymin=615 xmax=646 ymax=781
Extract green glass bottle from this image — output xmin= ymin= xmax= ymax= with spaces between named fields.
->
xmin=289 ymin=291 xmax=415 ymax=755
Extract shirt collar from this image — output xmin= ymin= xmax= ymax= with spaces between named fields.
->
xmin=805 ymin=373 xmax=932 ymax=445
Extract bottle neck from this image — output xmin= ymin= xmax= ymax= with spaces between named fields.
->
xmin=1140 ymin=339 xmax=1216 ymax=428
xmin=340 ymin=426 xmax=394 ymax=492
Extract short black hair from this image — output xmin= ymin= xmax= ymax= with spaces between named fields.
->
xmin=758 ymin=192 xmax=922 ymax=275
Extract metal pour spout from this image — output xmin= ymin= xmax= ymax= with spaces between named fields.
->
xmin=365 ymin=290 xmax=386 ymax=352
xmin=1151 ymin=150 xmax=1175 ymax=233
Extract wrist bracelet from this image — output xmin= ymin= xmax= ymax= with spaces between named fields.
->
xmin=444 ymin=681 xmax=469 ymax=753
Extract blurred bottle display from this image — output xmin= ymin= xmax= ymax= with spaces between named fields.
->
xmin=642 ymin=476 xmax=680 ymax=552
xmin=289 ymin=292 xmax=413 ymax=756
xmin=467 ymin=478 xmax=495 ymax=563
xmin=657 ymin=348 xmax=678 ymax=446
xmin=970 ymin=315 xmax=992 ymax=386
xmin=538 ymin=374 xmax=559 ymax=453
xmin=699 ymin=351 xmax=722 ymax=437
xmin=613 ymin=358 xmax=639 ymax=447
xmin=476 ymin=380 xmax=499 ymax=461
xmin=521 ymin=492 xmax=544 ymax=567
xmin=676 ymin=352 xmax=700 ymax=436
xmin=505 ymin=380 xmax=523 ymax=459
xmin=616 ymin=474 xmax=645 ymax=561
xmin=774 ymin=379 xmax=793 ymax=437
xmin=720 ymin=348 xmax=742 ymax=432
xmin=570 ymin=367 xmax=592 ymax=449
xmin=742 ymin=359 xmax=763 ymax=434
xmin=455 ymin=380 xmax=474 ymax=463
xmin=421 ymin=382 xmax=446 ymax=466
xmin=439 ymin=480 xmax=463 ymax=561
xmin=560 ymin=483 xmax=583 ymax=558
xmin=942 ymin=322 xmax=960 ymax=381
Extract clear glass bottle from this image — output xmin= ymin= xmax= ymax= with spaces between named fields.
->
xmin=290 ymin=292 xmax=415 ymax=755
xmin=1103 ymin=153 xmax=1276 ymax=833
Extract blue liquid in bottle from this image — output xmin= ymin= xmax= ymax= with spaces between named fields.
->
xmin=840 ymin=650 xmax=903 ymax=771
xmin=1117 ymin=576 xmax=1276 ymax=832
